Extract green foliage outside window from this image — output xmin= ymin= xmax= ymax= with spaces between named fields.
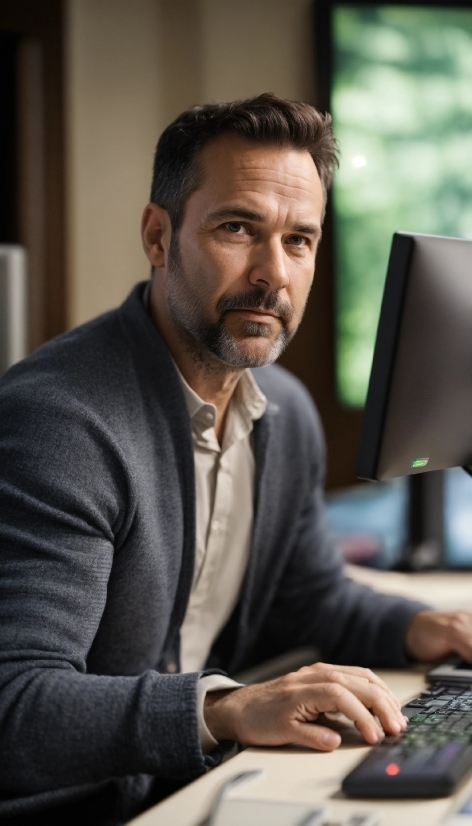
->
xmin=332 ymin=5 xmax=472 ymax=406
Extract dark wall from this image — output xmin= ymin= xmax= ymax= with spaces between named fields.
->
xmin=0 ymin=33 xmax=18 ymax=244
xmin=0 ymin=0 xmax=66 ymax=351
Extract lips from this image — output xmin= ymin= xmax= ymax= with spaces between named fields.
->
xmin=232 ymin=308 xmax=279 ymax=320
xmin=217 ymin=288 xmax=294 ymax=326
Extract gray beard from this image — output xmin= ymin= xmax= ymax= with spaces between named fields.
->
xmin=166 ymin=234 xmax=298 ymax=369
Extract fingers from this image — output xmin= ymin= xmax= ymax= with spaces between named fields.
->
xmin=298 ymin=662 xmax=400 ymax=707
xmin=325 ymin=671 xmax=405 ymax=734
xmin=306 ymin=682 xmax=385 ymax=745
xmin=291 ymin=720 xmax=342 ymax=751
xmin=295 ymin=665 xmax=405 ymax=735
xmin=405 ymin=610 xmax=472 ymax=662
xmin=447 ymin=612 xmax=472 ymax=662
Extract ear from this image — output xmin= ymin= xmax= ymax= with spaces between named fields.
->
xmin=141 ymin=203 xmax=172 ymax=268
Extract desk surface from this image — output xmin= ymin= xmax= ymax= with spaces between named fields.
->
xmin=129 ymin=569 xmax=472 ymax=826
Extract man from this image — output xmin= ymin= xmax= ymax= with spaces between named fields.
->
xmin=1 ymin=94 xmax=472 ymax=825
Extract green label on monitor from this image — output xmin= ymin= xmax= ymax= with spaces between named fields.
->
xmin=411 ymin=458 xmax=429 ymax=468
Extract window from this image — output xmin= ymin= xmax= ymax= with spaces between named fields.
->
xmin=327 ymin=3 xmax=472 ymax=405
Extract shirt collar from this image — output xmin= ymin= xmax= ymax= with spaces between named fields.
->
xmin=174 ymin=361 xmax=267 ymax=432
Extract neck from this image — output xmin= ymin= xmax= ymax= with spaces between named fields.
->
xmin=149 ymin=274 xmax=243 ymax=442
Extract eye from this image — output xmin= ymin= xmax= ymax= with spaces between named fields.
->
xmin=224 ymin=222 xmax=246 ymax=234
xmin=287 ymin=234 xmax=308 ymax=247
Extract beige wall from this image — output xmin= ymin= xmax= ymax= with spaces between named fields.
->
xmin=199 ymin=0 xmax=315 ymax=104
xmin=66 ymin=0 xmax=163 ymax=327
xmin=66 ymin=0 xmax=315 ymax=327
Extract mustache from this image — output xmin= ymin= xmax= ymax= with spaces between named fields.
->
xmin=216 ymin=288 xmax=294 ymax=324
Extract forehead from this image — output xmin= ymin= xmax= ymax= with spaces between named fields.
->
xmin=193 ymin=134 xmax=323 ymax=213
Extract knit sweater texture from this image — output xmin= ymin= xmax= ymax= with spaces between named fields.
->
xmin=0 ymin=283 xmax=427 ymax=822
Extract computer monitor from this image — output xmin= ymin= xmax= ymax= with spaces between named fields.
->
xmin=357 ymin=232 xmax=472 ymax=568
xmin=357 ymin=232 xmax=472 ymax=481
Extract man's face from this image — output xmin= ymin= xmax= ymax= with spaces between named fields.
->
xmin=165 ymin=134 xmax=324 ymax=368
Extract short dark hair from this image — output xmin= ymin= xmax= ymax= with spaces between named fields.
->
xmin=150 ymin=93 xmax=338 ymax=231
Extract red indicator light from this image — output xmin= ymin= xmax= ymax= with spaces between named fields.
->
xmin=385 ymin=763 xmax=401 ymax=776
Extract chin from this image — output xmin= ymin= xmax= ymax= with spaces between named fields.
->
xmin=220 ymin=337 xmax=285 ymax=369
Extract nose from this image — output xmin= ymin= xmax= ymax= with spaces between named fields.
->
xmin=248 ymin=239 xmax=289 ymax=292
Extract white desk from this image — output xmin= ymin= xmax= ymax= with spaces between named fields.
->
xmin=129 ymin=569 xmax=472 ymax=826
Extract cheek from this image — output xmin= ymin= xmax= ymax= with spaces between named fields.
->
xmin=288 ymin=266 xmax=314 ymax=314
xmin=201 ymin=240 xmax=249 ymax=289
xmin=174 ymin=238 xmax=218 ymax=298
xmin=207 ymin=236 xmax=248 ymax=265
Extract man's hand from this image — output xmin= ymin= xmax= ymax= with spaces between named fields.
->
xmin=405 ymin=609 xmax=472 ymax=662
xmin=204 ymin=663 xmax=407 ymax=751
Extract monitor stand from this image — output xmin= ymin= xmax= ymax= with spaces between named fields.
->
xmin=395 ymin=470 xmax=444 ymax=571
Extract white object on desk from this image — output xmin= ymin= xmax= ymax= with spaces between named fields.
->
xmin=0 ymin=246 xmax=27 ymax=377
xmin=211 ymin=798 xmax=327 ymax=826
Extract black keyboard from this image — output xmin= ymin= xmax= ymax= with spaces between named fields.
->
xmin=342 ymin=681 xmax=472 ymax=797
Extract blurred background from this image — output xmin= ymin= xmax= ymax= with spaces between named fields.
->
xmin=2 ymin=0 xmax=472 ymax=568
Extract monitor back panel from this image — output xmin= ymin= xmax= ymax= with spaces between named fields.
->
xmin=357 ymin=232 xmax=472 ymax=481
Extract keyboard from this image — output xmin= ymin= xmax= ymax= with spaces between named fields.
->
xmin=342 ymin=681 xmax=472 ymax=797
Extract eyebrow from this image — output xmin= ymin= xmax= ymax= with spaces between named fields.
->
xmin=202 ymin=206 xmax=322 ymax=238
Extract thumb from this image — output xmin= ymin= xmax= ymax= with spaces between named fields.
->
xmin=292 ymin=722 xmax=342 ymax=751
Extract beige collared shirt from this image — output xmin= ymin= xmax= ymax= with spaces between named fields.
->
xmin=177 ymin=366 xmax=267 ymax=673
xmin=143 ymin=286 xmax=266 ymax=751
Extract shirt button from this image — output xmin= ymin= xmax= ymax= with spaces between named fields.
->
xmin=205 ymin=411 xmax=213 ymax=422
xmin=167 ymin=662 xmax=177 ymax=673
xmin=213 ymin=519 xmax=220 ymax=532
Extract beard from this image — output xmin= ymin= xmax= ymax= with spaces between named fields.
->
xmin=166 ymin=234 xmax=301 ymax=368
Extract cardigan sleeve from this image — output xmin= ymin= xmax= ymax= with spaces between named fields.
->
xmin=0 ymin=373 xmax=215 ymax=803
xmin=256 ymin=483 xmax=429 ymax=668
xmin=244 ymin=371 xmax=430 ymax=670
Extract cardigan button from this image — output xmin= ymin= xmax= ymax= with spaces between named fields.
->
xmin=167 ymin=662 xmax=177 ymax=673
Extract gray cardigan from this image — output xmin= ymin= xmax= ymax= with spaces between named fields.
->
xmin=0 ymin=283 xmax=426 ymax=821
